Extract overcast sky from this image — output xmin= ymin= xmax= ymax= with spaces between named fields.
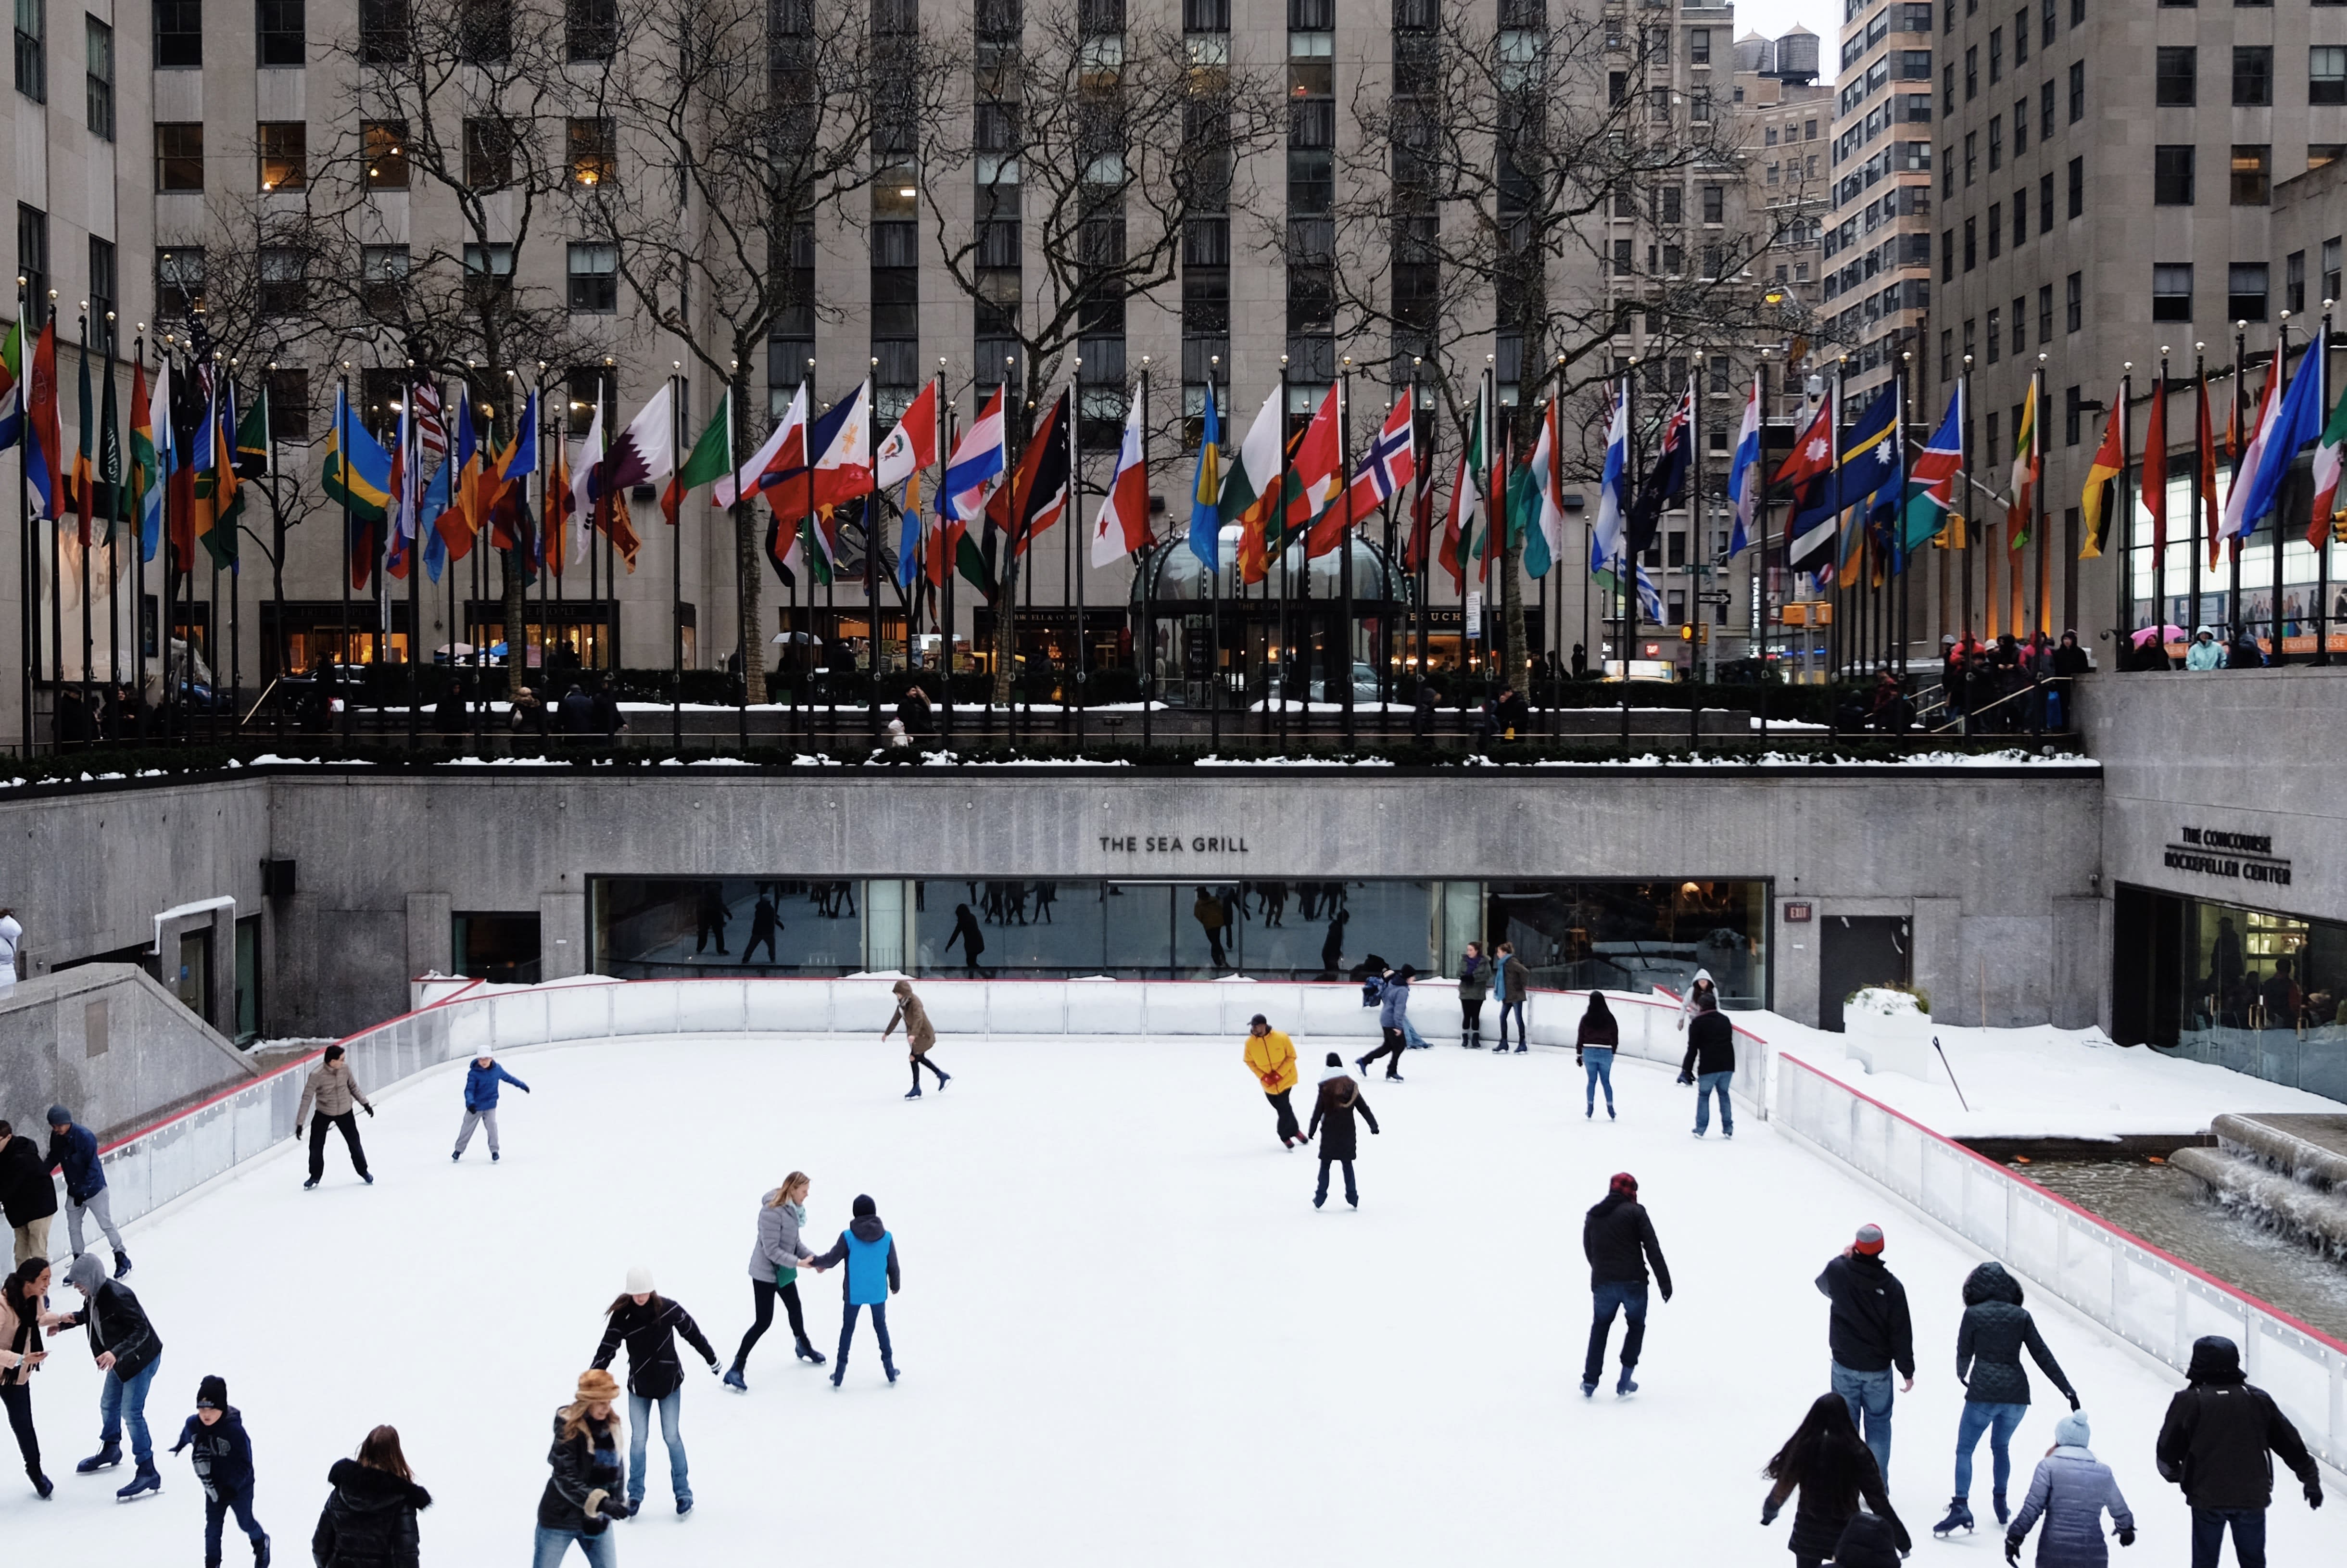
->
xmin=1731 ymin=0 xmax=1843 ymax=49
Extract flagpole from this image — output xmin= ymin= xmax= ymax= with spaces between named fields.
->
xmin=1211 ymin=361 xmax=1224 ymax=753
xmin=1275 ymin=355 xmax=1290 ymax=747
xmin=1338 ymin=356 xmax=1356 ymax=749
xmin=130 ymin=328 xmax=145 ymax=739
xmin=2272 ymin=317 xmax=2292 ymax=663
xmin=1411 ymin=356 xmax=1429 ymax=715
xmin=2032 ymin=364 xmax=2047 ymax=642
xmin=2154 ymin=354 xmax=2169 ymax=659
xmin=671 ymin=365 xmax=685 ymax=750
xmin=2189 ymin=347 xmax=2204 ymax=644
xmin=14 ymin=278 xmax=28 ymax=753
xmin=2232 ymin=325 xmax=2246 ymax=649
xmin=75 ymin=309 xmax=91 ymax=739
xmin=2320 ymin=311 xmax=2334 ymax=668
xmin=1136 ymin=362 xmax=1150 ymax=752
xmin=1072 ymin=356 xmax=1085 ymax=749
xmin=2115 ymin=365 xmax=2134 ymax=649
xmin=866 ymin=366 xmax=882 ymax=747
xmin=404 ymin=369 xmax=420 ymax=748
xmin=103 ymin=316 xmax=121 ymax=719
xmin=940 ymin=371 xmax=957 ymax=745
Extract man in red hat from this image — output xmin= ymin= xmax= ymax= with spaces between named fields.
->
xmin=1581 ymin=1172 xmax=1671 ymax=1399
xmin=1818 ymin=1223 xmax=1916 ymax=1484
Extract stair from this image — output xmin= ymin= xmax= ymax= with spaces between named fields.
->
xmin=2170 ymin=1113 xmax=2347 ymax=1259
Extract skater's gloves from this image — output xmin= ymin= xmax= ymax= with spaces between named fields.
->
xmin=2004 ymin=1536 xmax=2022 ymax=1564
xmin=1758 ymin=1502 xmax=1779 ymax=1527
xmin=586 ymin=1489 xmax=630 ymax=1520
xmin=1676 ymin=1071 xmax=1694 ymax=1086
xmin=2306 ymin=1479 xmax=2324 ymax=1510
xmin=363 ymin=1104 xmax=375 ymax=1117
xmin=2066 ymin=1391 xmax=2081 ymax=1411
xmin=2116 ymin=1529 xmax=2135 ymax=1547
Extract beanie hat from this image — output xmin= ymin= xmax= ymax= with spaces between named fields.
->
xmin=624 ymin=1265 xmax=655 ymax=1295
xmin=196 ymin=1375 xmax=228 ymax=1411
xmin=46 ymin=1104 xmax=71 ymax=1127
xmin=852 ymin=1194 xmax=877 ymax=1218
xmin=1609 ymin=1172 xmax=1638 ymax=1197
xmin=1325 ymin=1051 xmax=1344 ymax=1067
xmin=2054 ymin=1411 xmax=2091 ymax=1449
xmin=1853 ymin=1223 xmax=1886 ymax=1254
xmin=574 ymin=1368 xmax=620 ymax=1404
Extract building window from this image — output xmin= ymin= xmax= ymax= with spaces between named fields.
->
xmin=2037 ymin=283 xmax=2052 ymax=341
xmin=1940 ymin=327 xmax=1953 ymax=380
xmin=1941 ymin=227 xmax=1954 ymax=281
xmin=2014 ymin=98 xmax=2028 ymax=153
xmin=2153 ymin=263 xmax=2193 ymax=321
xmin=359 ymin=0 xmax=407 ymax=63
xmin=463 ymin=240 xmax=515 ymax=303
xmin=2228 ymin=262 xmax=2269 ymax=320
xmin=2325 ymin=236 xmax=2343 ymax=302
xmin=567 ymin=0 xmax=616 ymax=61
xmin=1990 ymin=25 xmax=2003 ymax=83
xmin=2068 ymin=60 xmax=2084 ymax=122
xmin=457 ymin=0 xmax=509 ymax=61
xmin=2040 ymin=79 xmax=2053 ymax=139
xmin=259 ymin=246 xmax=306 ymax=316
xmin=1987 ymin=305 xmax=2002 ymax=363
xmin=1965 ymin=44 xmax=1978 ymax=98
xmin=1963 ymin=215 xmax=1976 ymax=270
xmin=2064 ymin=385 xmax=2082 ymax=446
xmin=2039 ymin=171 xmax=2054 ymax=231
xmin=2314 ymin=144 xmax=2347 ymax=171
xmin=465 ymin=118 xmax=513 ymax=190
xmin=1964 ymin=130 xmax=1976 ymax=184
xmin=82 ymin=15 xmax=108 ymax=139
xmin=2012 ymin=188 xmax=2027 ymax=245
xmin=1702 ymin=183 xmax=1723 ymax=223
xmin=258 ymin=0 xmax=304 ymax=65
xmin=155 ymin=122 xmax=203 ymax=191
xmin=364 ymin=121 xmax=409 ymax=189
xmin=2227 ymin=45 xmax=2272 ymax=108
xmin=2067 ymin=155 xmax=2082 ymax=217
xmin=2154 ymin=145 xmax=2196 ymax=205
xmin=360 ymin=243 xmax=408 ymax=315
xmin=2231 ymin=145 xmax=2270 ymax=205
xmin=153 ymin=0 xmax=200 ymax=67
xmin=1988 ymin=204 xmax=2002 ymax=257
xmin=2287 ymin=249 xmax=2307 ymax=313
xmin=15 ymin=203 xmax=45 ymax=324
xmin=2011 ymin=293 xmax=2027 ymax=353
xmin=14 ymin=0 xmax=43 ymax=103
xmin=2065 ymin=270 xmax=2082 ymax=331
xmin=87 ymin=233 xmax=113 ymax=323
xmin=268 ymin=368 xmax=310 ymax=441
xmin=568 ymin=117 xmax=616 ymax=186
xmin=155 ymin=244 xmax=205 ymax=318
xmin=2156 ymin=47 xmax=2196 ymax=106
xmin=567 ymin=241 xmax=617 ymax=313
xmin=258 ymin=121 xmax=306 ymax=191
xmin=1989 ymin=115 xmax=2003 ymax=172
xmin=2312 ymin=48 xmax=2347 ymax=106
xmin=1690 ymin=27 xmax=1709 ymax=64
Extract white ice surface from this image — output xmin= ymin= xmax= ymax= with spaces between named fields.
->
xmin=7 ymin=1036 xmax=2339 ymax=1565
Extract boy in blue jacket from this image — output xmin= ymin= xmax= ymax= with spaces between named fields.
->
xmin=810 ymin=1195 xmax=900 ymax=1388
xmin=170 ymin=1374 xmax=269 ymax=1566
xmin=451 ymin=1054 xmax=531 ymax=1163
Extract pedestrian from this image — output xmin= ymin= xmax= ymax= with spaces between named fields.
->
xmin=1937 ymin=1260 xmax=2081 ymax=1537
xmin=295 ymin=1045 xmax=376 ymax=1190
xmin=534 ymin=1369 xmax=629 ymax=1565
xmin=808 ymin=1194 xmax=901 ymax=1388
xmin=1496 ymin=685 xmax=1528 ymax=740
xmin=2184 ymin=626 xmax=2225 ymax=671
xmin=1192 ymin=886 xmax=1230 ymax=968
xmin=899 ymin=685 xmax=934 ymax=737
xmin=54 ymin=1247 xmax=164 ymax=1499
xmin=1816 ymin=1223 xmax=1916 ymax=1486
xmin=1354 ymin=964 xmax=1414 ymax=1083
xmin=1411 ymin=682 xmax=1438 ymax=742
xmin=1491 ymin=940 xmax=1528 ymax=1053
xmin=2004 ymin=1410 xmax=2135 ymax=1568
xmin=0 ymin=1118 xmax=61 ymax=1265
xmin=1678 ymin=991 xmax=1737 ymax=1138
xmin=557 ymin=683 xmax=593 ymax=734
xmin=882 ymin=978 xmax=951 ymax=1099
xmin=451 ymin=1053 xmax=530 ymax=1163
xmin=169 ymin=1373 xmax=269 ymax=1566
xmin=945 ymin=903 xmax=986 ymax=974
xmin=1306 ymin=1052 xmax=1379 ymax=1210
xmin=1318 ymin=909 xmax=1349 ymax=978
xmin=2154 ymin=1334 xmax=2324 ymax=1568
xmin=1675 ymin=967 xmax=1718 ymax=1029
xmin=1243 ymin=1015 xmax=1303 ymax=1150
xmin=740 ymin=894 xmax=781 ymax=965
xmin=1760 ymin=1391 xmax=1911 ymax=1568
xmin=590 ymin=1266 xmax=719 ymax=1517
xmin=1456 ymin=940 xmax=1489 ymax=1048
xmin=693 ymin=884 xmax=730 ymax=956
xmin=1 ymin=1255 xmax=55 ymax=1498
xmin=0 ymin=905 xmax=21 ymax=990
xmin=1581 ymin=1171 xmax=1670 ymax=1398
xmin=312 ymin=1424 xmax=432 ymax=1568
xmin=590 ymin=676 xmax=626 ymax=739
xmin=725 ymin=1174 xmax=826 ymax=1390
xmin=43 ymin=1106 xmax=129 ymax=1276
xmin=1576 ymin=991 xmax=1620 ymax=1119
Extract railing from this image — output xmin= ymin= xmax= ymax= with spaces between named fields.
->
xmin=1774 ymin=1050 xmax=2347 ymax=1470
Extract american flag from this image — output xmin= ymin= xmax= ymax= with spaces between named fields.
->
xmin=411 ymin=381 xmax=449 ymax=469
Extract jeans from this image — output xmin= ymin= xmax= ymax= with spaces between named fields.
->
xmin=625 ymin=1387 xmax=688 ymax=1507
xmin=1497 ymin=998 xmax=1527 ymax=1049
xmin=204 ymin=1485 xmax=267 ymax=1556
xmin=1583 ymin=1281 xmax=1649 ymax=1386
xmin=2190 ymin=1506 xmax=2266 ymax=1568
xmin=1694 ymin=1070 xmax=1735 ymax=1135
xmin=1831 ymin=1361 xmax=1895 ymax=1486
xmin=532 ymin=1525 xmax=619 ymax=1567
xmin=453 ymin=1106 xmax=500 ymax=1156
xmin=836 ymin=1302 xmax=896 ymax=1378
xmin=1954 ymin=1399 xmax=2027 ymax=1500
xmin=1401 ymin=1014 xmax=1430 ymax=1049
xmin=735 ymin=1278 xmax=810 ymax=1367
xmin=1584 ymin=1048 xmax=1616 ymax=1112
xmin=97 ymin=1355 xmax=160 ymax=1465
xmin=1315 ymin=1158 xmax=1358 ymax=1207
xmin=1265 ymin=1089 xmax=1302 ymax=1145
xmin=307 ymin=1111 xmax=369 ymax=1181
xmin=66 ymin=1188 xmax=124 ymax=1256
xmin=1 ymin=1378 xmax=37 ymax=1469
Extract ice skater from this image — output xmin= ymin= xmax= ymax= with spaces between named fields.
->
xmin=295 ymin=1045 xmax=376 ymax=1190
xmin=1490 ymin=941 xmax=1527 ymax=1052
xmin=693 ymin=884 xmax=730 ymax=955
xmin=810 ymin=1194 xmax=900 ymax=1388
xmin=1306 ymin=1052 xmax=1379 ymax=1209
xmin=883 ymin=978 xmax=952 ymax=1098
xmin=0 ymin=1117 xmax=60 ymax=1266
xmin=1581 ymin=1172 xmax=1670 ymax=1397
xmin=740 ymin=894 xmax=782 ymax=965
xmin=55 ymin=1248 xmax=164 ymax=1499
xmin=2154 ymin=1334 xmax=2323 ymax=1568
xmin=1576 ymin=991 xmax=1619 ymax=1118
xmin=1676 ymin=967 xmax=1718 ymax=1030
xmin=590 ymin=1267 xmax=719 ymax=1517
xmin=726 ymin=1173 xmax=826 ymax=1389
xmin=169 ymin=1374 xmax=268 ymax=1566
xmin=1761 ymin=1392 xmax=1911 ymax=1568
xmin=1242 ymin=1014 xmax=1303 ymax=1149
xmin=1 ymin=1255 xmax=55 ymax=1497
xmin=2004 ymin=1411 xmax=2134 ymax=1567
xmin=1456 ymin=941 xmax=1489 ymax=1047
xmin=1936 ymin=1260 xmax=2080 ymax=1538
xmin=1193 ymin=887 xmax=1230 ymax=968
xmin=1817 ymin=1224 xmax=1915 ymax=1486
xmin=1678 ymin=990 xmax=1737 ymax=1137
xmin=452 ymin=1053 xmax=530 ymax=1163
xmin=311 ymin=1425 xmax=432 ymax=1567
xmin=43 ymin=1105 xmax=129 ymax=1275
xmin=534 ymin=1370 xmax=629 ymax=1563
xmin=945 ymin=904 xmax=987 ymax=974
xmin=1354 ymin=965 xmax=1415 ymax=1082
xmin=1319 ymin=910 xmax=1348 ymax=978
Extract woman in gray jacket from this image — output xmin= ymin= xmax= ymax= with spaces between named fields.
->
xmin=2004 ymin=1411 xmax=2135 ymax=1567
xmin=723 ymin=1173 xmax=824 ymax=1388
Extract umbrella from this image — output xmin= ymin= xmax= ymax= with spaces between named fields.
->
xmin=770 ymin=632 xmax=820 ymax=645
xmin=435 ymin=642 xmax=477 ymax=658
xmin=2131 ymin=624 xmax=2187 ymax=646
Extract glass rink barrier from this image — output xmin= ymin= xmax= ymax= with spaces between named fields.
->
xmin=1775 ymin=1051 xmax=2347 ymax=1472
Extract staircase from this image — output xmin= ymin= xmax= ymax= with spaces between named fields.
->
xmin=2171 ymin=1113 xmax=2347 ymax=1260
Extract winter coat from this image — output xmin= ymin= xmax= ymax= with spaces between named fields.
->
xmin=536 ymin=1410 xmax=622 ymax=1535
xmin=1816 ymin=1253 xmax=1916 ymax=1378
xmin=2154 ymin=1336 xmax=2320 ymax=1510
xmin=44 ymin=1119 xmax=104 ymax=1202
xmin=0 ymin=1131 xmax=59 ymax=1223
xmin=592 ymin=1295 xmax=719 ymax=1400
xmin=1763 ymin=1450 xmax=1909 ymax=1561
xmin=1583 ymin=1193 xmax=1673 ymax=1295
xmin=1680 ymin=1010 xmax=1736 ymax=1076
xmin=0 ymin=1283 xmax=43 ymax=1386
xmin=171 ymin=1407 xmax=256 ymax=1499
xmin=885 ymin=981 xmax=937 ymax=1053
xmin=2008 ymin=1446 xmax=2134 ymax=1568
xmin=1455 ymin=956 xmax=1489 ymax=1003
xmin=1830 ymin=1509 xmax=1909 ymax=1568
xmin=297 ymin=1059 xmax=372 ymax=1124
xmin=810 ymin=1214 xmax=901 ymax=1306
xmin=2051 ymin=643 xmax=2092 ymax=678
xmin=62 ymin=1253 xmax=162 ymax=1382
xmin=1305 ymin=1073 xmax=1378 ymax=1162
xmin=462 ymin=1060 xmax=529 ymax=1112
xmin=747 ymin=1194 xmax=816 ymax=1283
xmin=1956 ymin=1262 xmax=2076 ymax=1407
xmin=1244 ymin=1030 xmax=1299 ymax=1095
xmin=312 ymin=1457 xmax=432 ymax=1568
xmin=1575 ymin=1010 xmax=1619 ymax=1050
xmin=1490 ymin=953 xmax=1520 ymax=1002
xmin=2184 ymin=635 xmax=2225 ymax=670
xmin=1377 ymin=975 xmax=1412 ymax=1029
xmin=1677 ymin=969 xmax=1717 ymax=1027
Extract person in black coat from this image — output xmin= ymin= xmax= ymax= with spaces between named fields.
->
xmin=1304 ymin=1054 xmax=1379 ymax=1210
xmin=1576 ymin=992 xmax=1621 ymax=1119
xmin=536 ymin=1370 xmax=628 ymax=1561
xmin=1938 ymin=1260 xmax=2079 ymax=1537
xmin=1816 ymin=1224 xmax=1915 ymax=1486
xmin=1582 ymin=1172 xmax=1672 ymax=1398
xmin=312 ymin=1424 xmax=431 ymax=1568
xmin=0 ymin=1119 xmax=60 ymax=1267
xmin=1762 ymin=1391 xmax=1912 ymax=1568
xmin=589 ymin=1268 xmax=719 ymax=1517
xmin=1678 ymin=994 xmax=1738 ymax=1137
xmin=2154 ymin=1335 xmax=2322 ymax=1568
xmin=167 ymin=1373 xmax=267 ymax=1565
xmin=55 ymin=1247 xmax=164 ymax=1497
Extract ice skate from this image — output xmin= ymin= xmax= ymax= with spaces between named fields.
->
xmin=1932 ymin=1497 xmax=1975 ymax=1537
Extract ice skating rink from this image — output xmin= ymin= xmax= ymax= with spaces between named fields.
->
xmin=8 ymin=1035 xmax=2340 ymax=1565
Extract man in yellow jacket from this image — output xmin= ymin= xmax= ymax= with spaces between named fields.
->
xmin=1243 ymin=1014 xmax=1303 ymax=1149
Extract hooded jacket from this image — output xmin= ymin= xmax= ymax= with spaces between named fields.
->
xmin=0 ymin=1130 xmax=59 ymax=1224
xmin=811 ymin=1212 xmax=902 ymax=1306
xmin=748 ymin=1192 xmax=816 ymax=1282
xmin=312 ymin=1457 xmax=433 ymax=1568
xmin=61 ymin=1249 xmax=161 ymax=1382
xmin=2184 ymin=630 xmax=2226 ymax=671
xmin=1676 ymin=969 xmax=1717 ymax=1028
xmin=462 ymin=1060 xmax=530 ymax=1112
xmin=1815 ymin=1252 xmax=1915 ymax=1378
xmin=1243 ymin=1029 xmax=1299 ymax=1095
xmin=1305 ymin=1072 xmax=1378 ymax=1162
xmin=1955 ymin=1261 xmax=2076 ymax=1407
xmin=2007 ymin=1446 xmax=2134 ymax=1568
xmin=2154 ymin=1335 xmax=2320 ymax=1510
xmin=1583 ymin=1192 xmax=1673 ymax=1295
xmin=885 ymin=981 xmax=937 ymax=1053
xmin=1377 ymin=972 xmax=1413 ymax=1030
xmin=43 ymin=1115 xmax=104 ymax=1203
xmin=297 ymin=1058 xmax=372 ymax=1124
xmin=591 ymin=1294 xmax=719 ymax=1400
xmin=170 ymin=1406 xmax=255 ymax=1498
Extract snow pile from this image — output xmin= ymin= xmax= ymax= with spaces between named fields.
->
xmin=1844 ymin=987 xmax=1925 ymax=1020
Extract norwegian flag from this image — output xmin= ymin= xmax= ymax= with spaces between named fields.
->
xmin=1344 ymin=387 xmax=1417 ymax=524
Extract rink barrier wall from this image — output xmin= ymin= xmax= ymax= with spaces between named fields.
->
xmin=67 ymin=975 xmax=1769 ymax=1259
xmin=1773 ymin=1051 xmax=2347 ymax=1473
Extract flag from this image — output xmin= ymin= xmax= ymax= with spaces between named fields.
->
xmin=1726 ymin=375 xmax=1762 ymax=556
xmin=432 ymin=388 xmax=482 ymax=560
xmin=1522 ymin=397 xmax=1563 ymax=579
xmin=1009 ymin=390 xmax=1071 ymax=555
xmin=417 ymin=437 xmax=454 ymax=583
xmin=193 ymin=378 xmax=241 ymax=570
xmin=1402 ymin=453 xmax=1433 ymax=574
xmin=664 ymin=391 xmax=732 ymax=527
xmin=2143 ymin=375 xmax=2168 ymax=559
xmin=135 ymin=359 xmax=167 ymax=561
xmin=2008 ymin=378 xmax=2040 ymax=548
xmin=2233 ymin=344 xmax=2324 ymax=543
xmin=1342 ymin=389 xmax=1416 ymax=534
xmin=383 ymin=389 xmax=416 ymax=580
xmin=411 ymin=381 xmax=449 ymax=469
xmin=2078 ymin=384 xmax=2127 ymax=558
xmin=1774 ymin=396 xmax=1834 ymax=489
xmin=1482 ymin=420 xmax=1507 ymax=586
xmin=1188 ymin=379 xmax=1222 ymax=572
xmin=1839 ymin=388 xmax=1901 ymax=571
xmin=1626 ymin=379 xmax=1693 ymax=560
xmin=486 ymin=392 xmax=541 ymax=561
xmin=1589 ymin=380 xmax=1629 ymax=573
xmin=718 ymin=383 xmax=804 ymax=506
xmin=1218 ymin=385 xmax=1284 ymax=584
xmin=805 ymin=381 xmax=875 ymax=555
xmin=0 ymin=320 xmax=20 ymax=454
xmin=2197 ymin=374 xmax=2221 ymax=570
xmin=875 ymin=379 xmax=938 ymax=492
xmin=1443 ymin=381 xmax=1490 ymax=590
xmin=568 ymin=403 xmax=604 ymax=576
xmin=324 ymin=380 xmax=392 ymax=529
xmin=2309 ymin=375 xmax=2347 ymax=549
xmin=590 ymin=383 xmax=672 ymax=571
xmin=25 ymin=318 xmax=62 ymax=519
xmin=2219 ymin=356 xmax=2285 ymax=545
xmin=1902 ymin=383 xmax=1964 ymax=550
xmin=1091 ymin=388 xmax=1149 ymax=567
xmin=943 ymin=385 xmax=1006 ymax=521
xmin=71 ymin=333 xmax=95 ymax=544
xmin=1287 ymin=382 xmax=1345 ymax=556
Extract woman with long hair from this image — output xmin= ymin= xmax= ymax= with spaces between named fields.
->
xmin=726 ymin=1173 xmax=825 ymax=1390
xmin=313 ymin=1424 xmax=433 ymax=1568
xmin=590 ymin=1270 xmax=718 ymax=1518
xmin=535 ymin=1370 xmax=627 ymax=1565
xmin=0 ymin=1255 xmax=56 ymax=1497
xmin=1576 ymin=991 xmax=1621 ymax=1119
xmin=1760 ymin=1391 xmax=1911 ymax=1568
xmin=1305 ymin=1052 xmax=1380 ymax=1210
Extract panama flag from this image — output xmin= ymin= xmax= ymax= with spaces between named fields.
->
xmin=1726 ymin=375 xmax=1763 ymax=556
xmin=1522 ymin=397 xmax=1564 ymax=579
xmin=1589 ymin=380 xmax=1630 ymax=573
xmin=876 ymin=379 xmax=938 ymax=494
xmin=2308 ymin=373 xmax=2347 ymax=549
xmin=1090 ymin=389 xmax=1150 ymax=567
xmin=2219 ymin=357 xmax=2285 ymax=545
